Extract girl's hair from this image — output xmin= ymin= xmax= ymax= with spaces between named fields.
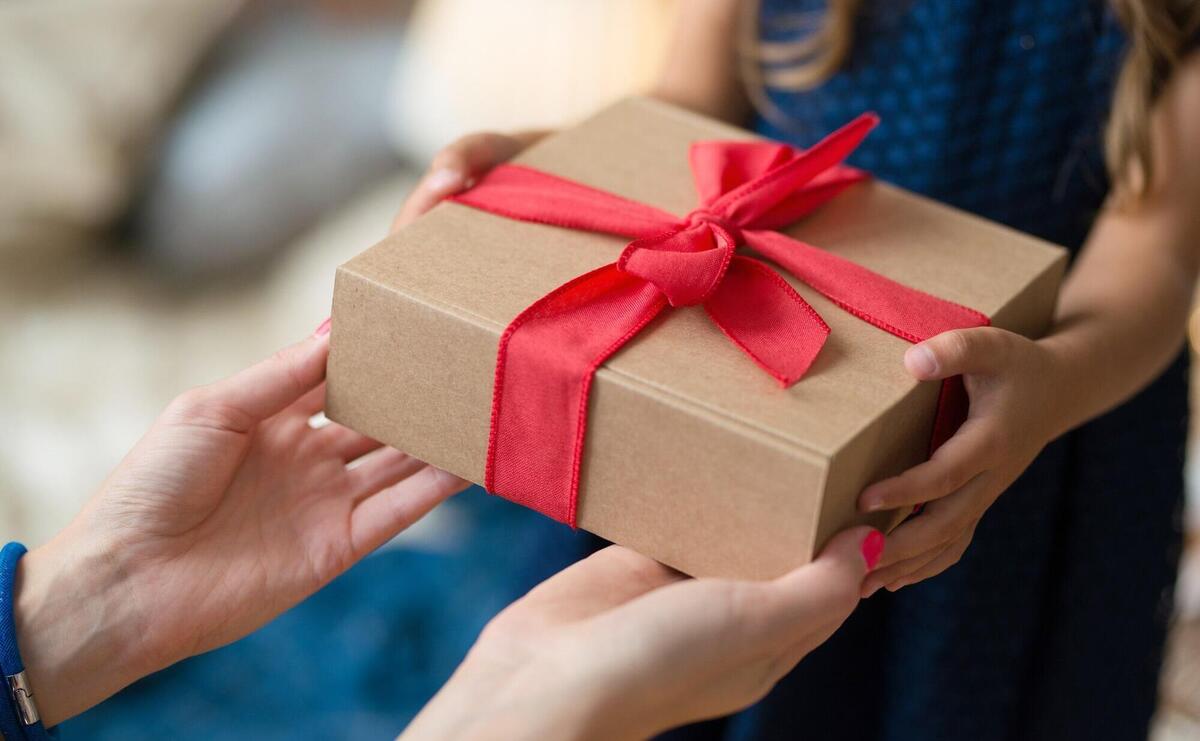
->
xmin=738 ymin=0 xmax=1200 ymax=201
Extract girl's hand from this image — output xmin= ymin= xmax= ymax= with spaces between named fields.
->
xmin=16 ymin=324 xmax=467 ymax=725
xmin=401 ymin=528 xmax=882 ymax=741
xmin=391 ymin=131 xmax=546 ymax=232
xmin=857 ymin=327 xmax=1065 ymax=597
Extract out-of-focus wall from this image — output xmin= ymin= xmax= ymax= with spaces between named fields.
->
xmin=389 ymin=0 xmax=679 ymax=160
xmin=0 ymin=0 xmax=243 ymax=256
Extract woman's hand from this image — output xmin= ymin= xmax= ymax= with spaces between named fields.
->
xmin=402 ymin=527 xmax=883 ymax=741
xmin=15 ymin=324 xmax=467 ymax=725
xmin=391 ymin=131 xmax=546 ymax=231
xmin=857 ymin=327 xmax=1066 ymax=596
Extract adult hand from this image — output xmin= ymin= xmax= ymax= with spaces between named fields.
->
xmin=858 ymin=327 xmax=1064 ymax=596
xmin=15 ymin=323 xmax=467 ymax=725
xmin=391 ymin=130 xmax=546 ymax=232
xmin=401 ymin=527 xmax=883 ymax=740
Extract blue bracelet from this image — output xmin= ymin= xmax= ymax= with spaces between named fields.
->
xmin=1 ymin=543 xmax=55 ymax=740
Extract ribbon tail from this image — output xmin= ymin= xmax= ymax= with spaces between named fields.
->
xmin=452 ymin=164 xmax=679 ymax=239
xmin=744 ymin=230 xmax=989 ymax=451
xmin=744 ymin=230 xmax=990 ymax=344
xmin=487 ymin=264 xmax=668 ymax=525
xmin=704 ymin=256 xmax=830 ymax=387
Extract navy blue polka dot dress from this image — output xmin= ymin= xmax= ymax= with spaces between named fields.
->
xmin=694 ymin=2 xmax=1189 ymax=740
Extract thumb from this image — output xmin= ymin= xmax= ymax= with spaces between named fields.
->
xmin=904 ymin=327 xmax=1011 ymax=381
xmin=178 ymin=322 xmax=331 ymax=430
xmin=758 ymin=522 xmax=883 ymax=637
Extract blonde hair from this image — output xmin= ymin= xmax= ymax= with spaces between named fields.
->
xmin=738 ymin=0 xmax=1200 ymax=201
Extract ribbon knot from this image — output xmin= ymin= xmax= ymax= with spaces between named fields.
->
xmin=685 ymin=208 xmax=742 ymax=244
xmin=616 ymin=216 xmax=736 ymax=307
xmin=450 ymin=112 xmax=991 ymax=526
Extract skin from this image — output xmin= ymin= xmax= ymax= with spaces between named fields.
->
xmin=11 ymin=320 xmax=879 ymax=735
xmin=400 ymin=529 xmax=877 ymax=741
xmin=14 ymin=326 xmax=469 ymax=726
xmin=395 ymin=1 xmax=1200 ymax=602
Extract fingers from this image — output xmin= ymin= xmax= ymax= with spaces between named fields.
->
xmin=167 ymin=329 xmax=330 ymax=433
xmin=765 ymin=526 xmax=876 ymax=635
xmin=349 ymin=464 xmax=467 ymax=556
xmin=346 ymin=446 xmax=429 ymax=499
xmin=904 ymin=327 xmax=1016 ymax=381
xmin=861 ymin=541 xmax=949 ymax=597
xmin=391 ymin=132 xmax=528 ymax=232
xmin=315 ymin=424 xmax=384 ymax=463
xmin=511 ymin=546 xmax=687 ymax=624
xmin=885 ymin=529 xmax=973 ymax=590
xmin=868 ymin=481 xmax=984 ymax=570
xmin=858 ymin=418 xmax=993 ymax=512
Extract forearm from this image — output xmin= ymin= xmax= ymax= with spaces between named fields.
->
xmin=13 ymin=525 xmax=155 ymax=726
xmin=650 ymin=0 xmax=749 ymax=124
xmin=1040 ymin=209 xmax=1197 ymax=439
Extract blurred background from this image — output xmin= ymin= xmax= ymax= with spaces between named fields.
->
xmin=0 ymin=0 xmax=1196 ymax=738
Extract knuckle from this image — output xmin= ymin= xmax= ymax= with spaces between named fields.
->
xmin=941 ymin=329 xmax=974 ymax=362
xmin=165 ymin=386 xmax=213 ymax=420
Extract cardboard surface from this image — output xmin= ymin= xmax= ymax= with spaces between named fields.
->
xmin=327 ymin=97 xmax=1068 ymax=579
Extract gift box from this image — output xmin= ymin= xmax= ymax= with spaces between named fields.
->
xmin=326 ymin=97 xmax=1067 ymax=579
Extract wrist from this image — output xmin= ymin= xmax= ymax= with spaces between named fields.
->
xmin=14 ymin=526 xmax=155 ymax=725
xmin=1036 ymin=331 xmax=1091 ymax=440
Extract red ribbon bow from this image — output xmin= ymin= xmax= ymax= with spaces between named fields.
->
xmin=452 ymin=113 xmax=989 ymax=525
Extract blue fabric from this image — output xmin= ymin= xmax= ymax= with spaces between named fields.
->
xmin=709 ymin=2 xmax=1186 ymax=741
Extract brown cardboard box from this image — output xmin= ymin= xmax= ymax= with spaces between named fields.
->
xmin=326 ymin=97 xmax=1067 ymax=580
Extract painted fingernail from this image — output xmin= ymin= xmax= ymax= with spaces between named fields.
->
xmin=425 ymin=168 xmax=464 ymax=194
xmin=905 ymin=345 xmax=938 ymax=377
xmin=314 ymin=317 xmax=332 ymax=337
xmin=861 ymin=530 xmax=885 ymax=571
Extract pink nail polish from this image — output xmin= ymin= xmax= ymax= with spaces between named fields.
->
xmin=861 ymin=530 xmax=884 ymax=571
xmin=314 ymin=317 xmax=332 ymax=337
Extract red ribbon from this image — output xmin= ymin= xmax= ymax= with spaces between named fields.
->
xmin=452 ymin=114 xmax=990 ymax=525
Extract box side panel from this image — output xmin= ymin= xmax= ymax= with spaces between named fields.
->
xmin=327 ymin=265 xmax=494 ymax=482
xmin=579 ymin=376 xmax=827 ymax=581
xmin=817 ymin=380 xmax=940 ymax=551
xmin=328 ymin=265 xmax=828 ymax=580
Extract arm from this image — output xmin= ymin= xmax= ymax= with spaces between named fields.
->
xmin=859 ymin=52 xmax=1200 ymax=594
xmin=651 ymin=0 xmax=748 ymax=124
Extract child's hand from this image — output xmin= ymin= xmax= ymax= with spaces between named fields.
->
xmin=391 ymin=130 xmax=546 ymax=233
xmin=857 ymin=327 xmax=1065 ymax=597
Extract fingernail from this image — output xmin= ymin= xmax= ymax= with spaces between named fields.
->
xmin=905 ymin=345 xmax=938 ymax=377
xmin=861 ymin=530 xmax=884 ymax=571
xmin=313 ymin=317 xmax=332 ymax=337
xmin=860 ymin=489 xmax=884 ymax=513
xmin=425 ymin=168 xmax=464 ymax=194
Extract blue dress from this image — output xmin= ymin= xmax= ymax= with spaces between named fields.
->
xmin=709 ymin=2 xmax=1188 ymax=740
